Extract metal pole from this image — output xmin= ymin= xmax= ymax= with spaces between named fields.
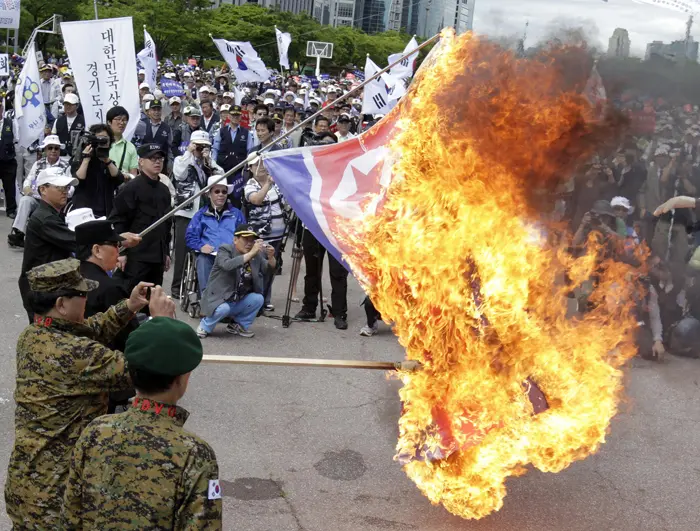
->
xmin=315 ymin=55 xmax=320 ymax=77
xmin=138 ymin=32 xmax=441 ymax=239
xmin=201 ymin=354 xmax=421 ymax=371
xmin=94 ymin=0 xmax=99 ymax=20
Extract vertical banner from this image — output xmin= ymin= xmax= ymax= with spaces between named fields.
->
xmin=0 ymin=54 xmax=9 ymax=77
xmin=61 ymin=17 xmax=140 ymax=140
xmin=13 ymin=42 xmax=46 ymax=148
xmin=0 ymin=0 xmax=21 ymax=30
xmin=137 ymin=26 xmax=158 ymax=92
xmin=275 ymin=27 xmax=292 ymax=70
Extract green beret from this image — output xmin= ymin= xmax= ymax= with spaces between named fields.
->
xmin=125 ymin=318 xmax=203 ymax=376
xmin=28 ymin=258 xmax=99 ymax=293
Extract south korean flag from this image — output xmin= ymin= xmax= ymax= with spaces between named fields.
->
xmin=361 ymin=56 xmax=405 ymax=116
xmin=208 ymin=479 xmax=222 ymax=500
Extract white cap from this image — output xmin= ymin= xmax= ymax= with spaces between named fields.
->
xmin=207 ymin=175 xmax=233 ymax=195
xmin=264 ymin=98 xmax=275 ymax=106
xmin=139 ymin=82 xmax=150 ymax=90
xmin=142 ymin=94 xmax=155 ymax=102
xmin=154 ymin=89 xmax=164 ymax=99
xmin=222 ymin=92 xmax=234 ymax=99
xmin=611 ymin=196 xmax=633 ymax=213
xmin=190 ymin=130 xmax=211 ymax=146
xmin=654 ymin=144 xmax=670 ymax=156
xmin=65 ymin=208 xmax=106 ymax=231
xmin=63 ymin=93 xmax=79 ymax=105
xmin=169 ymin=96 xmax=182 ymax=105
xmin=294 ymin=97 xmax=304 ymax=105
xmin=183 ymin=71 xmax=193 ymax=78
xmin=284 ymin=91 xmax=295 ymax=99
xmin=199 ymin=85 xmax=213 ymax=93
xmin=36 ymin=167 xmax=78 ymax=189
xmin=220 ymin=104 xmax=231 ymax=112
xmin=164 ymin=72 xmax=176 ymax=79
xmin=138 ymin=69 xmax=146 ymax=75
xmin=40 ymin=135 xmax=64 ymax=149
xmin=264 ymin=88 xmax=276 ymax=95
xmin=62 ymin=70 xmax=73 ymax=78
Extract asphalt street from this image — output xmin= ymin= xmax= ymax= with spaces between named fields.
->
xmin=0 ymin=213 xmax=697 ymax=531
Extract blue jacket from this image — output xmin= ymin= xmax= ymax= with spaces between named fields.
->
xmin=185 ymin=204 xmax=246 ymax=252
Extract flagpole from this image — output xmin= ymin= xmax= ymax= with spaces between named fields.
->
xmin=138 ymin=32 xmax=441 ymax=239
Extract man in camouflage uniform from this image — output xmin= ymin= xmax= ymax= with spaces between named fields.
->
xmin=5 ymin=258 xmax=174 ymax=529
xmin=61 ymin=317 xmax=222 ymax=529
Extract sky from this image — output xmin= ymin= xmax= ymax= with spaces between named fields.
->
xmin=472 ymin=0 xmax=693 ymax=56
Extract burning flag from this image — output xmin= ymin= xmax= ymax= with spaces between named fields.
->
xmin=263 ymin=29 xmax=640 ymax=519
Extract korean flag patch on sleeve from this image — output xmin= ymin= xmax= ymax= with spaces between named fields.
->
xmin=208 ymin=479 xmax=222 ymax=500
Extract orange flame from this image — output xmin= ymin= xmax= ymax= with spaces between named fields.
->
xmin=343 ymin=30 xmax=640 ymax=519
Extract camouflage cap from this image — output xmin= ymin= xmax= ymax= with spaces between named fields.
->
xmin=125 ymin=317 xmax=203 ymax=376
xmin=27 ymin=258 xmax=99 ymax=293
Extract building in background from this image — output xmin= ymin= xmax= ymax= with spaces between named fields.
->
xmin=607 ymin=28 xmax=630 ymax=58
xmin=313 ymin=0 xmax=355 ymax=27
xmin=354 ymin=0 xmax=403 ymax=33
xmin=645 ymin=38 xmax=699 ymax=63
xmin=404 ymin=0 xmax=475 ymax=38
xmin=212 ymin=0 xmax=313 ymax=14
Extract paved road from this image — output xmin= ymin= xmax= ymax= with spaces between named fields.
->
xmin=0 ymin=214 xmax=697 ymax=530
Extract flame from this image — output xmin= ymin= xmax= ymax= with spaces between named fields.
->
xmin=343 ymin=30 xmax=640 ymax=519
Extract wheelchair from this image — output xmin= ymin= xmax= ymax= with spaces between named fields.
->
xmin=179 ymin=250 xmax=200 ymax=318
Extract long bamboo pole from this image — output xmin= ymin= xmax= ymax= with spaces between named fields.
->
xmin=201 ymin=354 xmax=421 ymax=371
xmin=137 ymin=32 xmax=441 ymax=239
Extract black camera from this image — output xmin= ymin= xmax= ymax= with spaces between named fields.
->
xmin=588 ymin=212 xmax=602 ymax=227
xmin=83 ymin=132 xmax=110 ymax=159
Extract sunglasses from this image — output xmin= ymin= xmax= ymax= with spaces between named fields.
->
xmin=211 ymin=189 xmax=228 ymax=195
xmin=46 ymin=146 xmax=60 ymax=151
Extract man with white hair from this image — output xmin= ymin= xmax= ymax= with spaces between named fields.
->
xmin=8 ymin=136 xmax=71 ymax=248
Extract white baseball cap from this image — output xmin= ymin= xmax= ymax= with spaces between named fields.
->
xmin=294 ymin=97 xmax=304 ymax=105
xmin=207 ymin=175 xmax=233 ymax=195
xmin=36 ymin=167 xmax=78 ymax=189
xmin=139 ymin=82 xmax=150 ymax=90
xmin=199 ymin=85 xmax=212 ymax=93
xmin=169 ymin=96 xmax=181 ymax=105
xmin=40 ymin=135 xmax=64 ymax=149
xmin=138 ymin=69 xmax=146 ymax=75
xmin=223 ymin=92 xmax=234 ymax=99
xmin=63 ymin=93 xmax=79 ymax=105
xmin=190 ymin=130 xmax=211 ymax=146
xmin=611 ymin=196 xmax=634 ymax=213
xmin=65 ymin=208 xmax=106 ymax=231
xmin=219 ymin=104 xmax=231 ymax=113
xmin=264 ymin=98 xmax=275 ymax=106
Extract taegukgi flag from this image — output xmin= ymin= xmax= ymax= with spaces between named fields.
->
xmin=137 ymin=26 xmax=158 ymax=92
xmin=61 ymin=17 xmax=140 ymax=140
xmin=212 ymin=38 xmax=270 ymax=83
xmin=13 ymin=42 xmax=46 ymax=149
xmin=388 ymin=36 xmax=419 ymax=80
xmin=361 ymin=56 xmax=405 ymax=116
xmin=275 ymin=27 xmax=292 ymax=70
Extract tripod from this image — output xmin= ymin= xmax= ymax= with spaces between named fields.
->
xmin=265 ymin=214 xmax=327 ymax=328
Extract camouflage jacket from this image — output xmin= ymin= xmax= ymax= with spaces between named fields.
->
xmin=5 ymin=300 xmax=134 ymax=529
xmin=61 ymin=398 xmax=222 ymax=530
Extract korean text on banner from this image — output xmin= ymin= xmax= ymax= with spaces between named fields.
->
xmin=275 ymin=28 xmax=292 ymax=70
xmin=137 ymin=27 xmax=158 ymax=92
xmin=61 ymin=17 xmax=140 ymax=140
xmin=13 ymin=42 xmax=45 ymax=148
xmin=0 ymin=0 xmax=21 ymax=30
xmin=0 ymin=54 xmax=9 ymax=77
xmin=160 ymin=76 xmax=185 ymax=98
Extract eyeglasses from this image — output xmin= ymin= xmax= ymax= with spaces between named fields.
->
xmin=111 ymin=116 xmax=128 ymax=123
xmin=48 ymin=185 xmax=70 ymax=192
xmin=147 ymin=156 xmax=165 ymax=163
xmin=46 ymin=146 xmax=60 ymax=151
xmin=211 ymin=189 xmax=228 ymax=195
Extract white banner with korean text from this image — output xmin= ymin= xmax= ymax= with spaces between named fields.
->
xmin=61 ymin=17 xmax=140 ymax=140
xmin=0 ymin=0 xmax=21 ymax=30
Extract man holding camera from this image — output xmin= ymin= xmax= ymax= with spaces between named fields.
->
xmin=72 ymin=124 xmax=124 ymax=217
xmin=172 ymin=105 xmax=203 ymax=157
xmin=197 ymin=224 xmax=275 ymax=338
xmin=170 ymin=131 xmax=225 ymax=298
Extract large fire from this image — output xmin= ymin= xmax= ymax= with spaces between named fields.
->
xmin=343 ymin=30 xmax=641 ymax=519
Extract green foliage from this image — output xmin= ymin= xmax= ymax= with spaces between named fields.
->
xmin=18 ymin=2 xmax=416 ymax=72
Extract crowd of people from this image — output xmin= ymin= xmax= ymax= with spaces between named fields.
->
xmin=1 ymin=49 xmax=699 ymax=529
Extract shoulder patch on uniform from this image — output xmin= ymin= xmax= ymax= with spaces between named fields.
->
xmin=208 ymin=479 xmax=222 ymax=500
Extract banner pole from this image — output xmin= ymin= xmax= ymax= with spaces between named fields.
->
xmin=138 ymin=32 xmax=441 ymax=239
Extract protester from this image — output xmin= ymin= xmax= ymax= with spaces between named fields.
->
xmin=0 ymin=95 xmax=17 ymax=219
xmin=110 ymin=144 xmax=173 ymax=291
xmin=360 ymin=296 xmax=382 ymax=337
xmin=107 ymin=106 xmax=139 ymax=179
xmin=6 ymin=258 xmax=175 ymax=529
xmin=171 ymin=131 xmax=225 ymax=298
xmin=137 ymin=99 xmax=173 ymax=171
xmin=172 ymin=105 xmax=203 ymax=156
xmin=61 ymin=317 xmax=221 ymax=529
xmin=72 ymin=123 xmax=124 ymax=217
xmin=165 ymin=96 xmax=183 ymax=130
xmin=52 ymin=93 xmax=84 ymax=160
xmin=8 ymin=136 xmax=71 ymax=248
xmin=212 ymin=104 xmax=249 ymax=207
xmin=201 ymin=101 xmax=219 ymax=136
xmin=335 ymin=113 xmax=356 ymax=143
xmin=197 ymin=224 xmax=274 ymax=338
xmin=186 ymin=176 xmax=246 ymax=294
xmin=244 ymin=156 xmax=287 ymax=311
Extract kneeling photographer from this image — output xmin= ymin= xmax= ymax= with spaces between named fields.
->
xmin=71 ymin=124 xmax=124 ymax=217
